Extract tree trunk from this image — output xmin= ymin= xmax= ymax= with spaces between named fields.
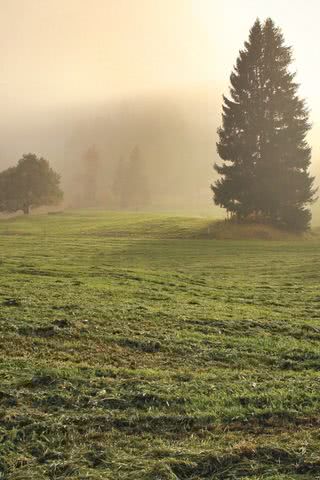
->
xmin=23 ymin=205 xmax=30 ymax=215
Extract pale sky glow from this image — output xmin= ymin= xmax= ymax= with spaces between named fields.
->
xmin=1 ymin=1 xmax=319 ymax=108
xmin=211 ymin=0 xmax=320 ymax=147
xmin=0 ymin=0 xmax=216 ymax=111
xmin=0 ymin=0 xmax=319 ymax=166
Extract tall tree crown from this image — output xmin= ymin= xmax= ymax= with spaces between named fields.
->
xmin=212 ymin=18 xmax=316 ymax=231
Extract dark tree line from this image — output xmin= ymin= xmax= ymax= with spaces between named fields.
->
xmin=212 ymin=18 xmax=317 ymax=231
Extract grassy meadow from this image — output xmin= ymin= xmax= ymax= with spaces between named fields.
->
xmin=1 ymin=210 xmax=320 ymax=479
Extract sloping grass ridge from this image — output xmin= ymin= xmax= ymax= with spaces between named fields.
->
xmin=0 ymin=209 xmax=308 ymax=240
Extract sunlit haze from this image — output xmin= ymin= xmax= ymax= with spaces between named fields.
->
xmin=1 ymin=0 xmax=319 ymax=205
xmin=1 ymin=1 xmax=319 ymax=107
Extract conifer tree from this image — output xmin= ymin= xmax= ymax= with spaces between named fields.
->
xmin=112 ymin=147 xmax=150 ymax=209
xmin=212 ymin=18 xmax=316 ymax=231
xmin=126 ymin=146 xmax=150 ymax=209
xmin=82 ymin=146 xmax=100 ymax=205
xmin=112 ymin=156 xmax=127 ymax=208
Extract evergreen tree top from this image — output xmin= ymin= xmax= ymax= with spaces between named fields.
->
xmin=212 ymin=18 xmax=317 ymax=232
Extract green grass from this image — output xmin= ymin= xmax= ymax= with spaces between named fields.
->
xmin=1 ymin=210 xmax=320 ymax=479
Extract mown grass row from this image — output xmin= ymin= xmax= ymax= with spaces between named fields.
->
xmin=0 ymin=211 xmax=320 ymax=478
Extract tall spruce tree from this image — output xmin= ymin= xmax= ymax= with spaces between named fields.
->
xmin=212 ymin=18 xmax=316 ymax=231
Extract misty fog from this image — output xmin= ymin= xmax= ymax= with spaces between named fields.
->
xmin=1 ymin=0 xmax=320 ymax=221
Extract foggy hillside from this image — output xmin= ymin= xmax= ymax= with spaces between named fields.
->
xmin=0 ymin=86 xmax=319 ymax=220
xmin=0 ymin=88 xmax=222 ymax=212
xmin=64 ymin=88 xmax=220 ymax=209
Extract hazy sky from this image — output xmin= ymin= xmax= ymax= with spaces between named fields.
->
xmin=1 ymin=1 xmax=319 ymax=104
xmin=1 ymin=0 xmax=319 ymax=162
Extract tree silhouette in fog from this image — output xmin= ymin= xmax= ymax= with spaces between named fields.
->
xmin=82 ymin=146 xmax=100 ymax=206
xmin=0 ymin=153 xmax=63 ymax=214
xmin=212 ymin=18 xmax=316 ymax=231
xmin=112 ymin=156 xmax=127 ymax=208
xmin=113 ymin=146 xmax=149 ymax=209
xmin=127 ymin=146 xmax=150 ymax=209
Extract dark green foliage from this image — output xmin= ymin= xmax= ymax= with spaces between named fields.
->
xmin=212 ymin=18 xmax=316 ymax=231
xmin=0 ymin=153 xmax=63 ymax=214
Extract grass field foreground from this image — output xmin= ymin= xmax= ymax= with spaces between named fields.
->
xmin=1 ymin=211 xmax=320 ymax=479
